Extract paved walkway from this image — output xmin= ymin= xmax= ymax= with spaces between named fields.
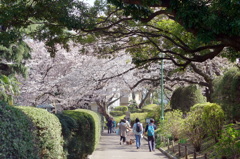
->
xmin=89 ymin=130 xmax=169 ymax=159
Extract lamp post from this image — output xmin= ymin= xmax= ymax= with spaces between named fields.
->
xmin=160 ymin=54 xmax=164 ymax=120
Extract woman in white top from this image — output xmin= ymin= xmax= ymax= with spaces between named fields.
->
xmin=132 ymin=118 xmax=143 ymax=149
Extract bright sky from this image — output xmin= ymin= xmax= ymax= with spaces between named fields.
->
xmin=83 ymin=0 xmax=95 ymax=6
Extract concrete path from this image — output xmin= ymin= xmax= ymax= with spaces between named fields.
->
xmin=89 ymin=130 xmax=169 ymax=159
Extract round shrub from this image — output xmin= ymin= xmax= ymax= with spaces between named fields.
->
xmin=212 ymin=67 xmax=240 ymax=122
xmin=18 ymin=106 xmax=64 ymax=159
xmin=171 ymin=85 xmax=206 ymax=112
xmin=0 ymin=102 xmax=39 ymax=159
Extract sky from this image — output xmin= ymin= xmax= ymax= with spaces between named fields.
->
xmin=83 ymin=0 xmax=95 ymax=6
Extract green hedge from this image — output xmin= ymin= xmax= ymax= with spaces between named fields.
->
xmin=171 ymin=85 xmax=206 ymax=112
xmin=110 ymin=111 xmax=125 ymax=116
xmin=142 ymin=104 xmax=158 ymax=112
xmin=114 ymin=106 xmax=128 ymax=112
xmin=17 ymin=106 xmax=64 ymax=159
xmin=130 ymin=113 xmax=148 ymax=127
xmin=183 ymin=102 xmax=225 ymax=151
xmin=62 ymin=109 xmax=102 ymax=159
xmin=212 ymin=67 xmax=240 ymax=122
xmin=0 ymin=102 xmax=39 ymax=159
xmin=56 ymin=114 xmax=78 ymax=156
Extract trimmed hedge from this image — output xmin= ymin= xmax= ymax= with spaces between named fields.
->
xmin=62 ymin=109 xmax=102 ymax=159
xmin=17 ymin=106 xmax=64 ymax=159
xmin=114 ymin=106 xmax=128 ymax=112
xmin=0 ymin=102 xmax=39 ymax=159
xmin=113 ymin=115 xmax=125 ymax=124
xmin=110 ymin=110 xmax=125 ymax=116
xmin=142 ymin=104 xmax=158 ymax=112
xmin=130 ymin=112 xmax=148 ymax=127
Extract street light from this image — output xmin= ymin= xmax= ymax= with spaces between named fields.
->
xmin=160 ymin=53 xmax=164 ymax=120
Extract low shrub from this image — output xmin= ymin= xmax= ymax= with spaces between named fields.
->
xmin=182 ymin=102 xmax=225 ymax=152
xmin=130 ymin=113 xmax=148 ymax=127
xmin=63 ymin=109 xmax=102 ymax=159
xmin=114 ymin=106 xmax=128 ymax=112
xmin=18 ymin=106 xmax=64 ymax=159
xmin=158 ymin=109 xmax=184 ymax=141
xmin=146 ymin=106 xmax=160 ymax=122
xmin=215 ymin=124 xmax=240 ymax=159
xmin=110 ymin=111 xmax=125 ymax=116
xmin=142 ymin=104 xmax=158 ymax=112
xmin=0 ymin=103 xmax=39 ymax=159
xmin=113 ymin=115 xmax=125 ymax=124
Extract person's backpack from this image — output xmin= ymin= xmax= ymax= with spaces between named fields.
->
xmin=136 ymin=123 xmax=142 ymax=132
xmin=147 ymin=124 xmax=155 ymax=136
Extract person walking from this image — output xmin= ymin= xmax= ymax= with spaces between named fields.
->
xmin=124 ymin=117 xmax=131 ymax=134
xmin=145 ymin=118 xmax=157 ymax=152
xmin=133 ymin=118 xmax=143 ymax=149
xmin=107 ymin=117 xmax=113 ymax=134
xmin=112 ymin=119 xmax=117 ymax=133
xmin=124 ymin=117 xmax=131 ymax=128
xmin=119 ymin=119 xmax=128 ymax=145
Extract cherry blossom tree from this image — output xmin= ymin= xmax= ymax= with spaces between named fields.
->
xmin=15 ymin=39 xmax=151 ymax=118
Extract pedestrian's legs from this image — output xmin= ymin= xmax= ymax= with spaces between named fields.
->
xmin=135 ymin=135 xmax=140 ymax=148
xmin=148 ymin=136 xmax=154 ymax=151
xmin=139 ymin=135 xmax=141 ymax=147
xmin=120 ymin=136 xmax=123 ymax=145
xmin=152 ymin=137 xmax=155 ymax=151
xmin=112 ymin=126 xmax=115 ymax=133
xmin=123 ymin=136 xmax=126 ymax=144
xmin=108 ymin=126 xmax=110 ymax=133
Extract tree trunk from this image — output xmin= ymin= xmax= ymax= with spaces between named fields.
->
xmin=96 ymin=100 xmax=111 ymax=120
xmin=138 ymin=89 xmax=152 ymax=108
xmin=98 ymin=105 xmax=111 ymax=120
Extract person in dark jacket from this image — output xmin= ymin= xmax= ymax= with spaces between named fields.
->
xmin=107 ymin=117 xmax=113 ymax=134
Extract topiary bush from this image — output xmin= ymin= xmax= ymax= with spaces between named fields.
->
xmin=63 ymin=109 xmax=102 ymax=159
xmin=130 ymin=112 xmax=148 ymax=127
xmin=114 ymin=106 xmax=128 ymax=112
xmin=17 ymin=106 xmax=64 ymax=159
xmin=212 ymin=67 xmax=240 ymax=122
xmin=110 ymin=110 xmax=125 ymax=116
xmin=170 ymin=85 xmax=206 ymax=112
xmin=0 ymin=102 xmax=39 ymax=159
xmin=142 ymin=104 xmax=158 ymax=112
